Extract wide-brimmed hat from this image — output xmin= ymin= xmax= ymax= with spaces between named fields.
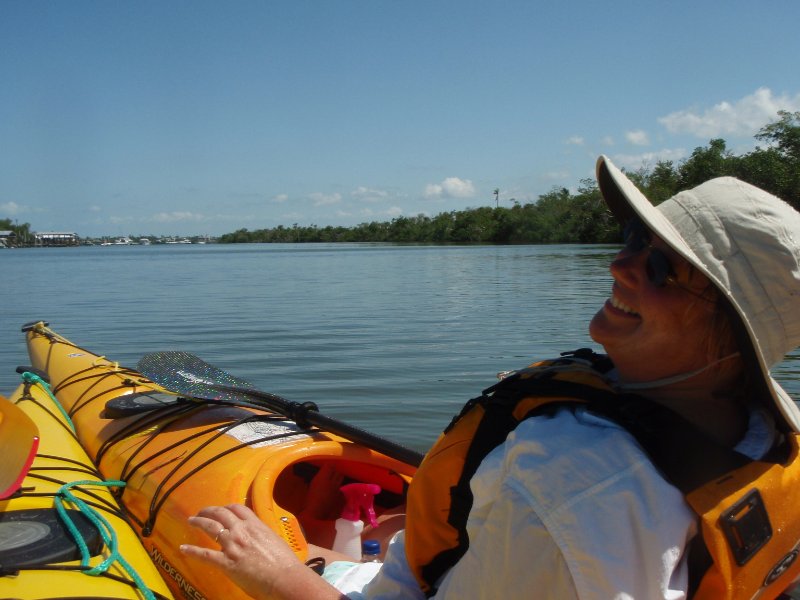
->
xmin=596 ymin=155 xmax=800 ymax=432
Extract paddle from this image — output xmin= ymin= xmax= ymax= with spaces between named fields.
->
xmin=0 ymin=394 xmax=40 ymax=499
xmin=136 ymin=352 xmax=424 ymax=467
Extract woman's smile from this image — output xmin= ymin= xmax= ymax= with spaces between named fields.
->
xmin=608 ymin=293 xmax=639 ymax=317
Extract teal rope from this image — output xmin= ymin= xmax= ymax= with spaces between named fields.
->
xmin=21 ymin=371 xmax=75 ymax=433
xmin=55 ymin=479 xmax=156 ymax=600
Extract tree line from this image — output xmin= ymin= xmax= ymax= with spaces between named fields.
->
xmin=220 ymin=111 xmax=800 ymax=246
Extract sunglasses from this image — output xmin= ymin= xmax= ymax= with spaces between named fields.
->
xmin=622 ymin=218 xmax=715 ymax=302
xmin=622 ymin=218 xmax=675 ymax=286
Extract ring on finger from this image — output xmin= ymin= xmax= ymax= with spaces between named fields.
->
xmin=214 ymin=527 xmax=228 ymax=543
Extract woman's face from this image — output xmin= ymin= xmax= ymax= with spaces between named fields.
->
xmin=589 ymin=227 xmax=719 ymax=385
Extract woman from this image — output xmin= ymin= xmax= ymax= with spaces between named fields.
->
xmin=180 ymin=156 xmax=800 ymax=599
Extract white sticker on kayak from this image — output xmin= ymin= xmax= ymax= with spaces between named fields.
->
xmin=223 ymin=419 xmax=312 ymax=448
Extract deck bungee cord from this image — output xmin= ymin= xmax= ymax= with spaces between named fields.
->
xmin=55 ymin=479 xmax=157 ymax=600
xmin=19 ymin=369 xmax=76 ymax=431
xmin=61 ymin=373 xmax=144 ymax=419
xmin=141 ymin=415 xmax=322 ymax=536
xmin=96 ymin=402 xmax=204 ymax=468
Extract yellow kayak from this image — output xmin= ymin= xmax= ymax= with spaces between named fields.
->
xmin=0 ymin=368 xmax=174 ymax=599
xmin=25 ymin=321 xmax=417 ymax=600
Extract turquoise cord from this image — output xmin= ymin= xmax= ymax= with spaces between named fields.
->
xmin=20 ymin=371 xmax=75 ymax=433
xmin=56 ymin=479 xmax=156 ymax=600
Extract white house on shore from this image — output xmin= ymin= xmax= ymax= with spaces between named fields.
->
xmin=33 ymin=232 xmax=80 ymax=247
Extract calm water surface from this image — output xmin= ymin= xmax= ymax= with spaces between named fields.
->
xmin=1 ymin=243 xmax=798 ymax=452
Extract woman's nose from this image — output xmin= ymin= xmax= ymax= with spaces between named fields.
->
xmin=610 ymin=247 xmax=647 ymax=287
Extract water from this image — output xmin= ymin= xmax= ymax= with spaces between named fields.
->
xmin=1 ymin=243 xmax=798 ymax=452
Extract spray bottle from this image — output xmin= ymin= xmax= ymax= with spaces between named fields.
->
xmin=332 ymin=482 xmax=381 ymax=560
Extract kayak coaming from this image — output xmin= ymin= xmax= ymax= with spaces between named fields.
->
xmin=1 ymin=373 xmax=174 ymax=599
xmin=26 ymin=322 xmax=416 ymax=600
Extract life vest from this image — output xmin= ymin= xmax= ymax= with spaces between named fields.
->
xmin=404 ymin=350 xmax=800 ymax=599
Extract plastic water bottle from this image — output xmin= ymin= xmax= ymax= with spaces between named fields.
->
xmin=361 ymin=539 xmax=381 ymax=563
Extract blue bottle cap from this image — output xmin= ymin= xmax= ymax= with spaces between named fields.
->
xmin=362 ymin=539 xmax=381 ymax=555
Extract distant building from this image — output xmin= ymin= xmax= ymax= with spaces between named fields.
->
xmin=34 ymin=232 xmax=80 ymax=247
xmin=0 ymin=230 xmax=16 ymax=248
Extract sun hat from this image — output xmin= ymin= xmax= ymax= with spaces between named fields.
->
xmin=595 ymin=155 xmax=800 ymax=432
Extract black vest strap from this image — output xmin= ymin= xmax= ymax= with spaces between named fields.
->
xmin=570 ymin=395 xmax=751 ymax=492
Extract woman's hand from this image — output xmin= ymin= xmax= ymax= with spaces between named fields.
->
xmin=181 ymin=504 xmax=344 ymax=600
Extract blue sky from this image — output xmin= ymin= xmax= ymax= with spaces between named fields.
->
xmin=2 ymin=1 xmax=800 ymax=238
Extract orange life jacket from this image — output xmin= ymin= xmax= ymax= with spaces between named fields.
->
xmin=404 ymin=350 xmax=800 ymax=599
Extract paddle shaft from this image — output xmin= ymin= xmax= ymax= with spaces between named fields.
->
xmin=205 ymin=382 xmax=424 ymax=467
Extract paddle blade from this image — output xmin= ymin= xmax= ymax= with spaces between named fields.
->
xmin=0 ymin=394 xmax=39 ymax=499
xmin=137 ymin=351 xmax=258 ymax=403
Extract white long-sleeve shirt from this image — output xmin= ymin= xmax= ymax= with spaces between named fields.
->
xmin=334 ymin=407 xmax=696 ymax=599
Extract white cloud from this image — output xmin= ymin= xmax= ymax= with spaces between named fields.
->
xmin=540 ymin=170 xmax=570 ymax=182
xmin=611 ymin=148 xmax=688 ymax=171
xmin=309 ymin=192 xmax=342 ymax=207
xmin=89 ymin=205 xmax=102 ymax=212
xmin=601 ymin=136 xmax=615 ymax=146
xmin=424 ymin=183 xmax=441 ymax=198
xmin=424 ymin=177 xmax=476 ymax=199
xmin=659 ymin=87 xmax=800 ymax=138
xmin=272 ymin=194 xmax=288 ymax=203
xmin=566 ymin=135 xmax=584 ymax=146
xmin=360 ymin=206 xmax=403 ymax=219
xmin=1 ymin=201 xmax=22 ymax=215
xmin=625 ymin=130 xmax=650 ymax=146
xmin=352 ymin=186 xmax=389 ymax=202
xmin=151 ymin=211 xmax=206 ymax=223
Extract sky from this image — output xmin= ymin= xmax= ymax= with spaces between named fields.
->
xmin=2 ymin=1 xmax=800 ymax=238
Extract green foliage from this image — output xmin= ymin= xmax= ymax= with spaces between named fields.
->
xmin=216 ymin=111 xmax=800 ymax=245
xmin=756 ymin=110 xmax=800 ymax=160
xmin=677 ymin=139 xmax=734 ymax=189
xmin=747 ymin=111 xmax=800 ymax=203
xmin=0 ymin=218 xmax=32 ymax=246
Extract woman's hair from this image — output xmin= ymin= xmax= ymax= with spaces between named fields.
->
xmin=691 ymin=283 xmax=748 ymax=405
xmin=684 ymin=265 xmax=742 ymax=380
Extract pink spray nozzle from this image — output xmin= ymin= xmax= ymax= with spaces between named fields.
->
xmin=339 ymin=482 xmax=381 ymax=527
